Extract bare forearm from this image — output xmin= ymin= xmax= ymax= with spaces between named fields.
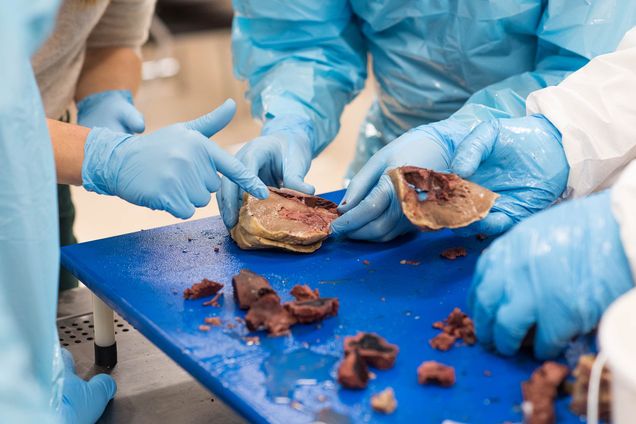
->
xmin=48 ymin=119 xmax=90 ymax=185
xmin=75 ymin=47 xmax=142 ymax=102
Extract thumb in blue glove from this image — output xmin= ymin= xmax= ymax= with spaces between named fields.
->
xmin=450 ymin=115 xmax=569 ymax=237
xmin=82 ymin=99 xmax=269 ymax=219
xmin=58 ymin=348 xmax=116 ymax=424
xmin=77 ymin=90 xmax=145 ymax=134
xmin=468 ymin=190 xmax=634 ymax=359
xmin=330 ymin=119 xmax=466 ymax=241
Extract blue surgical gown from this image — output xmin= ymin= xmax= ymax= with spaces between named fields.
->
xmin=232 ymin=0 xmax=636 ymax=176
xmin=0 ymin=0 xmax=63 ymax=422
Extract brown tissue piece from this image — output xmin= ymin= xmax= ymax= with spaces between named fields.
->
xmin=521 ymin=361 xmax=569 ymax=424
xmin=183 ymin=279 xmax=223 ymax=300
xmin=344 ymin=333 xmax=399 ymax=370
xmin=417 ymin=361 xmax=456 ymax=387
xmin=389 ymin=166 xmax=498 ymax=230
xmin=230 ymin=188 xmax=339 ymax=253
xmin=429 ymin=308 xmax=476 ymax=351
xmin=232 ymin=269 xmax=277 ymax=310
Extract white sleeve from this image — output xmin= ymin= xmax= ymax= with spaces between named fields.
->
xmin=527 ymin=27 xmax=636 ymax=198
xmin=611 ymin=161 xmax=636 ymax=279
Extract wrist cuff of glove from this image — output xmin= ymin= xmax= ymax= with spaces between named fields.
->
xmin=82 ymin=127 xmax=133 ymax=195
xmin=76 ymin=89 xmax=135 ymax=112
xmin=262 ymin=114 xmax=318 ymax=154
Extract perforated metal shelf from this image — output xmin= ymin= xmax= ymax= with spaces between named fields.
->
xmin=58 ymin=314 xmax=133 ymax=348
xmin=57 ymin=287 xmax=245 ymax=424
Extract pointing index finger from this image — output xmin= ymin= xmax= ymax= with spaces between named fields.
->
xmin=205 ymin=141 xmax=268 ymax=199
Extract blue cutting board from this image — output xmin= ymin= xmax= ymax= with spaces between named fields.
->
xmin=61 ymin=190 xmax=583 ymax=424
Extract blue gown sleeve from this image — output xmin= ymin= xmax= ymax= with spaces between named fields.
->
xmin=0 ymin=288 xmax=59 ymax=424
xmin=0 ymin=2 xmax=64 ymax=422
xmin=451 ymin=0 xmax=636 ymax=126
xmin=232 ymin=0 xmax=367 ymax=153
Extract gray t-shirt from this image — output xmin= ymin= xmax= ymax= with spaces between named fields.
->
xmin=32 ymin=0 xmax=155 ymax=119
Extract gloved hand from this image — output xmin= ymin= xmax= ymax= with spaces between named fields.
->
xmin=82 ymin=99 xmax=269 ymax=219
xmin=331 ymin=119 xmax=468 ymax=241
xmin=469 ymin=190 xmax=634 ymax=359
xmin=58 ymin=348 xmax=116 ymax=424
xmin=77 ymin=90 xmax=145 ymax=134
xmin=216 ymin=115 xmax=317 ymax=229
xmin=450 ymin=115 xmax=569 ymax=236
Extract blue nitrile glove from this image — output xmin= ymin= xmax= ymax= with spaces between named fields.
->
xmin=450 ymin=115 xmax=569 ymax=236
xmin=469 ymin=190 xmax=634 ymax=359
xmin=216 ymin=115 xmax=317 ymax=229
xmin=77 ymin=90 xmax=145 ymax=134
xmin=58 ymin=349 xmax=116 ymax=424
xmin=82 ymin=99 xmax=269 ymax=219
xmin=331 ymin=119 xmax=468 ymax=241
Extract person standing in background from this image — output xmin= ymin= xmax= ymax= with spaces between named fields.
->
xmin=0 ymin=0 xmax=117 ymax=421
xmin=222 ymin=1 xmax=636 ymax=244
xmin=32 ymin=0 xmax=155 ymax=290
xmin=1 ymin=1 xmax=267 ymax=421
xmin=467 ymin=27 xmax=636 ymax=359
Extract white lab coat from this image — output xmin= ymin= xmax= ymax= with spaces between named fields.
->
xmin=527 ymin=26 xmax=636 ymax=278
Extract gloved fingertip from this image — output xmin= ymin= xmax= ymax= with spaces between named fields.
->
xmin=456 ymin=212 xmax=512 ymax=237
xmin=242 ymin=179 xmax=269 ymax=200
xmin=185 ymin=100 xmax=237 ymax=138
xmin=534 ymin=321 xmax=576 ymax=360
xmin=302 ymin=183 xmax=316 ymax=195
xmin=61 ymin=348 xmax=76 ymax=371
xmin=222 ymin=98 xmax=237 ymax=110
xmin=338 ymin=197 xmax=355 ymax=214
xmin=285 ymin=178 xmax=315 ymax=195
xmin=223 ymin=214 xmax=238 ymax=230
xmin=327 ymin=230 xmax=345 ymax=241
xmin=215 ymin=98 xmax=236 ymax=127
xmin=216 ymin=183 xmax=241 ymax=229
xmin=482 ymin=213 xmax=514 ymax=236
xmin=169 ymin=205 xmax=195 ymax=220
xmin=473 ymin=319 xmax=494 ymax=349
xmin=253 ymin=185 xmax=270 ymax=200
xmin=128 ymin=111 xmax=146 ymax=134
xmin=495 ymin=344 xmax=517 ymax=357
xmin=452 ymin=220 xmax=483 ymax=237
xmin=226 ymin=219 xmax=237 ymax=230
xmin=219 ymin=204 xmax=238 ymax=229
xmin=328 ymin=223 xmax=343 ymax=238
xmin=329 ymin=214 xmax=356 ymax=237
xmin=493 ymin=324 xmax=526 ymax=357
xmin=89 ymin=374 xmax=117 ymax=399
xmin=450 ymin=160 xmax=474 ymax=179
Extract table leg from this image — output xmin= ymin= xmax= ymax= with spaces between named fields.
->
xmin=92 ymin=293 xmax=117 ymax=368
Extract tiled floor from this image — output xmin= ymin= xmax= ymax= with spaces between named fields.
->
xmin=71 ymin=30 xmax=374 ymax=242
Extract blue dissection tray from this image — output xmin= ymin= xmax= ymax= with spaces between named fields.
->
xmin=61 ymin=190 xmax=584 ymax=424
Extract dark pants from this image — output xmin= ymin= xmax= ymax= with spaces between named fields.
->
xmin=57 ymin=111 xmax=78 ymax=291
xmin=58 ymin=184 xmax=78 ymax=291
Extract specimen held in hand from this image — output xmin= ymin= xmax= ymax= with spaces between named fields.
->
xmin=389 ymin=166 xmax=498 ymax=230
xmin=231 ymin=188 xmax=339 ymax=253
